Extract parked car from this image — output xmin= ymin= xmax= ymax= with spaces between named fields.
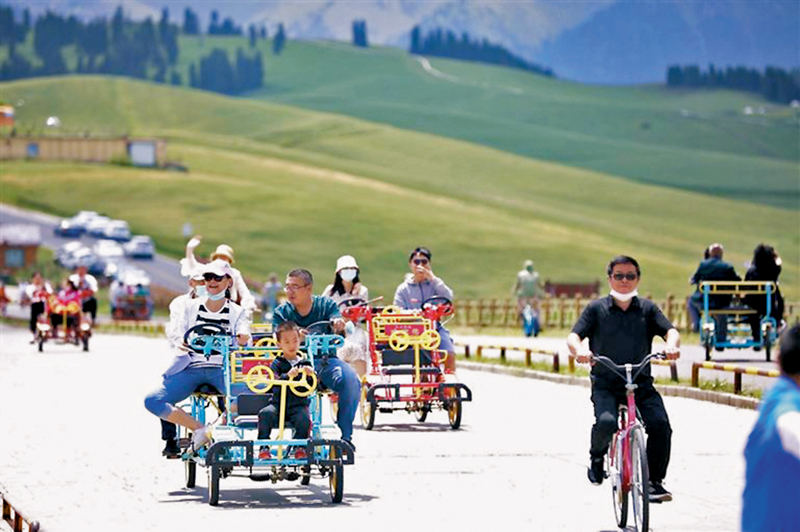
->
xmin=124 ymin=235 xmax=155 ymax=259
xmin=57 ymin=241 xmax=87 ymax=265
xmin=103 ymin=220 xmax=131 ymax=242
xmin=62 ymin=247 xmax=97 ymax=270
xmin=85 ymin=216 xmax=112 ymax=237
xmin=53 ymin=218 xmax=85 ymax=237
xmin=93 ymin=239 xmax=125 ymax=260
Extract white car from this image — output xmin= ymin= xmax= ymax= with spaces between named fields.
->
xmin=93 ymin=240 xmax=125 ymax=260
xmin=103 ymin=220 xmax=131 ymax=242
xmin=124 ymin=235 xmax=155 ymax=259
xmin=85 ymin=216 xmax=112 ymax=237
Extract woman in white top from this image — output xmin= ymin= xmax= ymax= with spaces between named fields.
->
xmin=322 ymin=255 xmax=370 ymax=377
xmin=180 ymin=235 xmax=257 ymax=316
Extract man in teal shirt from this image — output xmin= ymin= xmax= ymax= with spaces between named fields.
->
xmin=742 ymin=324 xmax=800 ymax=531
xmin=272 ymin=269 xmax=359 ymax=449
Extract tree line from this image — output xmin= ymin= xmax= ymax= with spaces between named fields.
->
xmin=666 ymin=64 xmax=800 ymax=105
xmin=410 ymin=26 xmax=554 ymax=78
xmin=0 ymin=5 xmax=277 ymax=95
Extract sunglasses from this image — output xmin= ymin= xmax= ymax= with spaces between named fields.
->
xmin=203 ymin=273 xmax=226 ymax=282
xmin=611 ymin=273 xmax=638 ymax=281
xmin=413 ymin=259 xmax=429 ymax=266
xmin=284 ymin=283 xmax=309 ymax=292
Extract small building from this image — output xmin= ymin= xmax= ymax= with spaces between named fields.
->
xmin=0 ymin=224 xmax=41 ymax=271
xmin=0 ymin=136 xmax=166 ymax=167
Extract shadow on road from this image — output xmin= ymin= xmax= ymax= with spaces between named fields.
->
xmin=164 ymin=485 xmax=377 ymax=508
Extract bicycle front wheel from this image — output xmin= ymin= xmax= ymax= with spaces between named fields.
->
xmin=630 ymin=427 xmax=650 ymax=532
xmin=608 ymin=433 xmax=627 ymax=528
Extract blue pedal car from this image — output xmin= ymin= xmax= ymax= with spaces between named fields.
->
xmin=179 ymin=324 xmax=354 ymax=506
xmin=699 ymin=281 xmax=778 ymax=361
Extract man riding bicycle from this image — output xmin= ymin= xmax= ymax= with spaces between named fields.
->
xmin=567 ymin=255 xmax=680 ymax=502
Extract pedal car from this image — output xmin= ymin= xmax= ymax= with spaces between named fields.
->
xmin=700 ymin=281 xmax=778 ymax=361
xmin=178 ymin=323 xmax=354 ymax=506
xmin=36 ymin=293 xmax=91 ymax=352
xmin=110 ymin=274 xmax=153 ymax=321
xmin=342 ymin=297 xmax=472 ymax=430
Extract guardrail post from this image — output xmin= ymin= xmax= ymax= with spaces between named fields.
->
xmin=691 ymin=363 xmax=700 ymax=388
xmin=499 ymin=346 xmax=506 ymax=361
xmin=669 ymin=361 xmax=678 ymax=382
xmin=568 ymin=354 xmax=575 ymax=373
xmin=734 ymin=372 xmax=742 ymax=395
xmin=525 ymin=348 xmax=531 ymax=367
xmin=552 ymin=351 xmax=560 ymax=373
xmin=464 ymin=344 xmax=470 ymax=359
xmin=476 ymin=345 xmax=483 ymax=360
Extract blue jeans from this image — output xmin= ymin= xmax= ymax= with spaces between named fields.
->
xmin=144 ymin=366 xmax=225 ymax=419
xmin=318 ymin=357 xmax=360 ymax=441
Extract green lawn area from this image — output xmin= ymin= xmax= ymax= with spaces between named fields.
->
xmin=1 ymin=77 xmax=796 ymax=302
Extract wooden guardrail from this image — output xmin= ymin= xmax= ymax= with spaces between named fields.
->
xmin=567 ymin=354 xmax=679 ymax=382
xmin=453 ymin=297 xmax=797 ymax=333
xmin=455 ymin=341 xmax=560 ymax=372
xmin=691 ymin=361 xmax=780 ymax=395
xmin=1 ymin=488 xmax=40 ymax=532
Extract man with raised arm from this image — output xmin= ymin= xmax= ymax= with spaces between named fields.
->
xmin=567 ymin=255 xmax=680 ymax=502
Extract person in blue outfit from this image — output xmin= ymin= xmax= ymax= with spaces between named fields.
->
xmin=272 ymin=268 xmax=359 ymax=450
xmin=742 ymin=323 xmax=800 ymax=531
xmin=393 ymin=247 xmax=458 ymax=374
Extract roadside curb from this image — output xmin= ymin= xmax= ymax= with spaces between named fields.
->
xmin=458 ymin=360 xmax=761 ymax=411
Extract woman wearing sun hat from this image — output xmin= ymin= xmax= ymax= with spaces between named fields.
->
xmin=323 ymin=255 xmax=370 ymax=377
xmin=180 ymin=235 xmax=257 ymax=316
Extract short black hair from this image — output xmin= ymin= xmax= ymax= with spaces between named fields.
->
xmin=778 ymin=324 xmax=800 ymax=375
xmin=274 ymin=321 xmax=300 ymax=342
xmin=287 ymin=269 xmax=313 ymax=286
xmin=607 ymin=255 xmax=641 ymax=277
xmin=409 ymin=247 xmax=432 ymax=262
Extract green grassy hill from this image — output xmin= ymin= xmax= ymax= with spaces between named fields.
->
xmin=176 ymin=37 xmax=799 ymax=210
xmin=1 ymin=76 xmax=797 ymax=301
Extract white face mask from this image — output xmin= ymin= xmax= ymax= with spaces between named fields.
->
xmin=194 ymin=285 xmax=207 ymax=298
xmin=340 ymin=269 xmax=357 ymax=282
xmin=610 ymin=289 xmax=638 ymax=303
xmin=207 ymin=289 xmax=227 ymax=301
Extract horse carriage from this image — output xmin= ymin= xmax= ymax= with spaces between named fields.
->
xmin=178 ymin=324 xmax=354 ymax=506
xmin=341 ymin=297 xmax=472 ymax=430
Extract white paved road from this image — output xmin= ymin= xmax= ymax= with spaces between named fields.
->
xmin=0 ymin=324 xmax=756 ymax=532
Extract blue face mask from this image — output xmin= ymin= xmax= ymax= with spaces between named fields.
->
xmin=194 ymin=285 xmax=207 ymax=298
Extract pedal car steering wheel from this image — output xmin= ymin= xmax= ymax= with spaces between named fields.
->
xmin=339 ymin=297 xmax=368 ymax=321
xmin=422 ymin=296 xmax=454 ymax=320
xmin=183 ymin=323 xmax=227 ymax=355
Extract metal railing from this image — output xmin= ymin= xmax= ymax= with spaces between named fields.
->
xmin=1 ymin=488 xmax=40 ymax=532
xmin=691 ymin=361 xmax=780 ymax=395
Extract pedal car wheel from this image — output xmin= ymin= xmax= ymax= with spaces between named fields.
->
xmin=360 ymin=386 xmax=375 ymax=430
xmin=446 ymin=390 xmax=462 ymax=429
xmin=414 ymin=402 xmax=428 ymax=422
xmin=208 ymin=465 xmax=220 ymax=506
xmin=300 ymin=465 xmax=311 ymax=486
xmin=329 ymin=446 xmax=344 ymax=503
xmin=185 ymin=460 xmax=196 ymax=488
xmin=82 ymin=335 xmax=89 ymax=352
xmin=37 ymin=336 xmax=44 ymax=352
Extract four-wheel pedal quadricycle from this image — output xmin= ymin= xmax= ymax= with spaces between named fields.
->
xmin=178 ymin=324 xmax=354 ymax=506
xmin=341 ymin=297 xmax=472 ymax=430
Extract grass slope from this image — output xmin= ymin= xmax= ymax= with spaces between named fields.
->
xmin=0 ymin=76 xmax=797 ymax=302
xmin=177 ymin=37 xmax=800 ymax=210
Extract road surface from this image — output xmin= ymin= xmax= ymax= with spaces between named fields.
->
xmin=0 ymin=324 xmax=757 ymax=532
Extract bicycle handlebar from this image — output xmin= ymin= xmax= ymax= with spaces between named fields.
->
xmin=588 ymin=353 xmax=666 ymax=383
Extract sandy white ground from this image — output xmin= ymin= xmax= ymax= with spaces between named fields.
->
xmin=0 ymin=324 xmax=756 ymax=531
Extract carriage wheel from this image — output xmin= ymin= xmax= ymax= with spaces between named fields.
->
xmin=208 ymin=465 xmax=220 ymax=506
xmin=329 ymin=446 xmax=344 ymax=503
xmin=185 ymin=460 xmax=196 ymax=488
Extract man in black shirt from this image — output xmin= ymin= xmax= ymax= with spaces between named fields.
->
xmin=567 ymin=255 xmax=680 ymax=502
xmin=689 ymin=243 xmax=740 ymax=346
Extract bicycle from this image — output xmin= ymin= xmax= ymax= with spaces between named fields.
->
xmin=587 ymin=353 xmax=666 ymax=532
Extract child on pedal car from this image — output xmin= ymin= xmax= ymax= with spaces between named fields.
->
xmin=257 ymin=321 xmax=315 ymax=460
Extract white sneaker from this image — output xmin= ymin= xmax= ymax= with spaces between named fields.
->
xmin=191 ymin=426 xmax=211 ymax=452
